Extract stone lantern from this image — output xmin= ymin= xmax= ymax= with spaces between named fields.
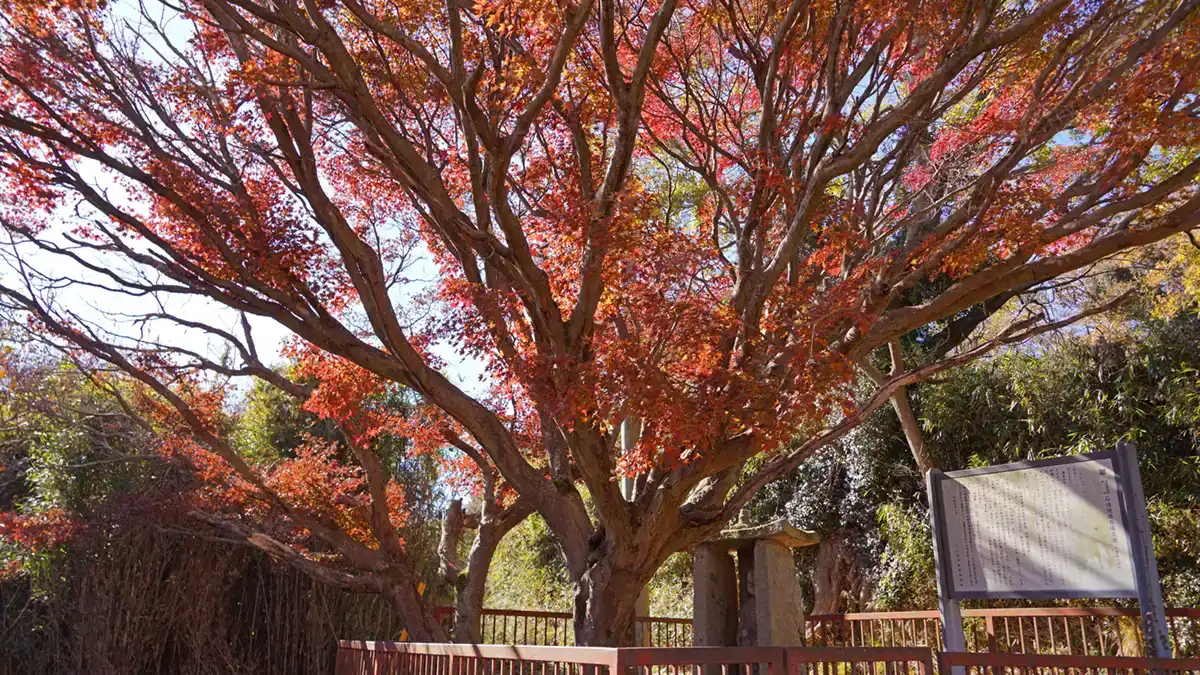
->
xmin=692 ymin=519 xmax=818 ymax=648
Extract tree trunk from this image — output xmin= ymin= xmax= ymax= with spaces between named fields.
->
xmin=452 ymin=530 xmax=495 ymax=643
xmin=812 ymin=532 xmax=853 ymax=615
xmin=452 ymin=501 xmax=532 ymax=642
xmin=384 ymin=577 xmax=448 ymax=642
xmin=573 ymin=558 xmax=649 ymax=647
xmin=859 ymin=343 xmax=937 ymax=475
xmin=438 ymin=499 xmax=469 ymax=587
xmin=438 ymin=498 xmax=478 ymax=641
xmin=888 ymin=384 xmax=936 ymax=475
xmin=573 ymin=569 xmax=643 ymax=643
xmin=810 ymin=531 xmax=856 ymax=646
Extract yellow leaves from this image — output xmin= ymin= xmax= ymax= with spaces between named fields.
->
xmin=474 ymin=0 xmax=522 ymax=36
xmin=474 ymin=0 xmax=564 ymax=40
xmin=0 ymin=0 xmax=104 ymax=37
xmin=1145 ymin=235 xmax=1200 ymax=320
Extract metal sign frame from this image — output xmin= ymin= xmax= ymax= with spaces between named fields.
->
xmin=928 ymin=449 xmax=1136 ymax=600
xmin=927 ymin=443 xmax=1170 ymax=659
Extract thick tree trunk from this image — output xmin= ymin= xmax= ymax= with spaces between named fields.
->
xmin=436 ymin=493 xmax=533 ymax=642
xmin=842 ymin=560 xmax=872 ymax=612
xmin=452 ymin=533 xmax=494 ymax=643
xmin=812 ymin=531 xmax=853 ymax=615
xmin=810 ymin=531 xmax=856 ymax=645
xmin=573 ymin=557 xmax=649 ymax=647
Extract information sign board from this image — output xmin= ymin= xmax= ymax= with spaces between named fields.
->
xmin=927 ymin=446 xmax=1171 ymax=659
xmin=929 ymin=452 xmax=1137 ymax=599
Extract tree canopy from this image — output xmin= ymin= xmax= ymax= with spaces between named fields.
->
xmin=0 ymin=0 xmax=1197 ymax=644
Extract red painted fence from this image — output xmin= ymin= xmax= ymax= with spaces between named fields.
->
xmin=439 ymin=607 xmax=1199 ymax=658
xmin=937 ymin=649 xmax=1200 ymax=675
xmin=335 ymin=642 xmax=1200 ymax=675
xmin=335 ymin=643 xmax=933 ymax=675
xmin=807 ymin=608 xmax=1200 ymax=658
xmin=436 ymin=608 xmax=693 ymax=648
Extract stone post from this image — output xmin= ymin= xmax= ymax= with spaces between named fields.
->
xmin=693 ymin=519 xmax=817 ymax=651
xmin=752 ymin=538 xmax=805 ymax=645
xmin=634 ymin=586 xmax=652 ymax=646
xmin=693 ymin=543 xmax=738 ymax=646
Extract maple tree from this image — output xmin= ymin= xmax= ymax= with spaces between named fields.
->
xmin=0 ymin=0 xmax=1198 ymax=646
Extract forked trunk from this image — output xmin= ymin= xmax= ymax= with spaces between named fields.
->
xmin=572 ymin=556 xmax=648 ymax=647
xmin=439 ymin=496 xmax=533 ymax=642
xmin=452 ymin=521 xmax=508 ymax=642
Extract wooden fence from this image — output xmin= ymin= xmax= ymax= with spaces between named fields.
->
xmin=335 ymin=642 xmax=1200 ymax=675
xmin=807 ymin=608 xmax=1200 ymax=658
xmin=439 ymin=607 xmax=1199 ymax=658
xmin=335 ymin=643 xmax=932 ymax=675
xmin=937 ymin=649 xmax=1200 ymax=675
xmin=436 ymin=608 xmax=693 ymax=648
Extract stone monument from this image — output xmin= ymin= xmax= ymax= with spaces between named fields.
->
xmin=693 ymin=519 xmax=817 ymax=648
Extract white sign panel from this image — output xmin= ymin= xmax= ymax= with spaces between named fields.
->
xmin=933 ymin=455 xmax=1137 ymax=598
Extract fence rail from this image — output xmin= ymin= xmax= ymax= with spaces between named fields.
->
xmin=807 ymin=609 xmax=1200 ymax=658
xmin=335 ymin=642 xmax=1200 ymax=675
xmin=436 ymin=608 xmax=693 ymax=648
xmin=937 ymin=649 xmax=1200 ymax=674
xmin=335 ymin=643 xmax=930 ymax=675
xmin=431 ymin=608 xmax=1199 ymax=657
xmin=336 ymin=641 xmax=621 ymax=675
xmin=787 ymin=647 xmax=934 ymax=675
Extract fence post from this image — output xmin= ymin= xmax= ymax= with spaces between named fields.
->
xmin=920 ymin=648 xmax=935 ymax=675
xmin=609 ymin=646 xmax=625 ymax=675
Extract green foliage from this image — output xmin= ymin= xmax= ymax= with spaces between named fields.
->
xmin=747 ymin=400 xmax=920 ymax=597
xmin=917 ymin=316 xmax=1200 ymax=495
xmin=1145 ymin=236 xmax=1200 ymax=319
xmin=234 ymin=375 xmax=323 ymax=464
xmin=750 ymin=309 xmax=1200 ymax=611
xmin=2 ymin=359 xmax=159 ymax=514
xmin=1149 ymin=500 xmax=1200 ymax=607
xmin=908 ymin=313 xmax=1200 ymax=607
xmin=648 ymin=551 xmax=693 ymax=618
xmin=0 ymin=356 xmax=183 ymax=590
xmin=872 ymin=503 xmax=936 ymax=610
xmin=484 ymin=514 xmax=572 ymax=611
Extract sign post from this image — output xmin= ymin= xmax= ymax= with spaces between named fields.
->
xmin=927 ymin=445 xmax=1168 ymax=659
xmin=1115 ymin=442 xmax=1171 ymax=658
xmin=927 ymin=469 xmax=966 ymax=675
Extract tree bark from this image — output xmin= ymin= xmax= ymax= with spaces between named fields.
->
xmin=888 ymin=384 xmax=935 ymax=475
xmin=810 ymin=530 xmax=857 ymax=646
xmin=438 ymin=499 xmax=472 ymax=587
xmin=452 ymin=500 xmax=533 ymax=642
xmin=812 ymin=531 xmax=853 ymax=615
xmin=573 ymin=555 xmax=651 ymax=647
xmin=452 ymin=531 xmax=495 ymax=643
xmin=859 ymin=343 xmax=937 ymax=475
xmin=384 ymin=580 xmax=448 ymax=642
